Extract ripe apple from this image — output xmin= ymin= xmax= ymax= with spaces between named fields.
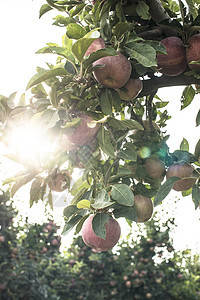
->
xmin=48 ymin=171 xmax=71 ymax=192
xmin=0 ymin=236 xmax=5 ymax=242
xmin=85 ymin=38 xmax=105 ymax=57
xmin=51 ymin=238 xmax=59 ymax=246
xmin=144 ymin=157 xmax=165 ymax=179
xmin=134 ymin=195 xmax=153 ymax=223
xmin=146 ymin=293 xmax=152 ymax=299
xmin=166 ymin=163 xmax=196 ymax=191
xmin=186 ymin=34 xmax=200 ymax=72
xmin=156 ymin=37 xmax=187 ymax=76
xmin=46 ymin=224 xmax=52 ymax=231
xmin=116 ymin=78 xmax=143 ymax=100
xmin=81 ymin=215 xmax=121 ymax=252
xmin=67 ymin=114 xmax=100 ymax=147
xmin=109 ymin=280 xmax=117 ymax=287
xmin=93 ymin=52 xmax=132 ymax=88
xmin=125 ymin=280 xmax=132 ymax=288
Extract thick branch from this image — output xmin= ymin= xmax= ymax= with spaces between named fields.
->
xmin=146 ymin=0 xmax=170 ymax=24
xmin=140 ymin=73 xmax=200 ymax=97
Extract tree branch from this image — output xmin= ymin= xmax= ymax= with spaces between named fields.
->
xmin=140 ymin=72 xmax=200 ymax=97
xmin=146 ymin=0 xmax=170 ymax=24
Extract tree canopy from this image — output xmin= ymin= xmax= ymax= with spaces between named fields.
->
xmin=1 ymin=0 xmax=200 ymax=246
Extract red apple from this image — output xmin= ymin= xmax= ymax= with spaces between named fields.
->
xmin=125 ymin=280 xmax=132 ymax=288
xmin=146 ymin=293 xmax=152 ymax=298
xmin=144 ymin=157 xmax=165 ymax=179
xmin=116 ymin=78 xmax=143 ymax=100
xmin=46 ymin=224 xmax=52 ymax=231
xmin=93 ymin=52 xmax=132 ymax=88
xmin=67 ymin=114 xmax=100 ymax=147
xmin=81 ymin=215 xmax=121 ymax=252
xmin=85 ymin=38 xmax=105 ymax=57
xmin=109 ymin=280 xmax=117 ymax=287
xmin=48 ymin=171 xmax=71 ymax=192
xmin=0 ymin=236 xmax=5 ymax=243
xmin=134 ymin=195 xmax=153 ymax=223
xmin=166 ymin=163 xmax=196 ymax=191
xmin=186 ymin=34 xmax=200 ymax=72
xmin=51 ymin=238 xmax=59 ymax=246
xmin=156 ymin=37 xmax=187 ymax=76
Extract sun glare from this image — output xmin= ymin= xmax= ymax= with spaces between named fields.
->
xmin=6 ymin=121 xmax=56 ymax=168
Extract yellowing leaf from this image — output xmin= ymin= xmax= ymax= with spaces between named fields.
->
xmin=77 ymin=199 xmax=91 ymax=209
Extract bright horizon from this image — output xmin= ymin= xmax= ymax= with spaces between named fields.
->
xmin=1 ymin=0 xmax=200 ymax=253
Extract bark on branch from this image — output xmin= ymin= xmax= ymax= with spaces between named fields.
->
xmin=146 ymin=0 xmax=170 ymax=24
xmin=140 ymin=72 xmax=200 ymax=97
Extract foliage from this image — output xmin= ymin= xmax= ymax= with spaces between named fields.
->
xmin=1 ymin=192 xmax=200 ymax=299
xmin=1 ymin=0 xmax=200 ymax=241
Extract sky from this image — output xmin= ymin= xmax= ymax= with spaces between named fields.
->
xmin=1 ymin=0 xmax=200 ymax=252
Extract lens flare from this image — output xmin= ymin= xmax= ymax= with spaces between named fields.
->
xmin=4 ymin=120 xmax=56 ymax=168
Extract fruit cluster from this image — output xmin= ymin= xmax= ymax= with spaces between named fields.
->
xmin=157 ymin=34 xmax=200 ymax=75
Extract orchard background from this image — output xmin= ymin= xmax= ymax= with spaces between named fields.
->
xmin=1 ymin=0 xmax=200 ymax=297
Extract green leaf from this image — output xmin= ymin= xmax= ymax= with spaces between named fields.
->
xmin=111 ymin=184 xmax=134 ymax=206
xmin=185 ymin=0 xmax=198 ymax=19
xmin=69 ymin=3 xmax=86 ymax=17
xmin=39 ymin=4 xmax=53 ymax=18
xmin=64 ymin=61 xmax=77 ymax=74
xmin=155 ymin=101 xmax=168 ymax=108
xmin=99 ymin=89 xmax=112 ymax=116
xmin=77 ymin=199 xmax=91 ymax=209
xmin=97 ymin=127 xmax=115 ymax=158
xmin=154 ymin=177 xmax=180 ymax=206
xmin=195 ymin=139 xmax=200 ymax=160
xmin=92 ymin=189 xmax=114 ymax=209
xmin=196 ymin=109 xmax=200 ymax=127
xmin=11 ymin=173 xmax=37 ymax=198
xmin=181 ymin=85 xmax=195 ymax=110
xmin=36 ymin=45 xmax=74 ymax=61
xmin=63 ymin=205 xmax=79 ymax=220
xmin=118 ymin=147 xmax=137 ymax=162
xmin=136 ymin=0 xmax=150 ymax=20
xmin=92 ymin=213 xmax=109 ymax=239
xmin=41 ymin=109 xmax=59 ymax=128
xmin=26 ymin=68 xmax=68 ymax=89
xmin=75 ymin=215 xmax=89 ymax=234
xmin=66 ymin=23 xmax=87 ymax=39
xmin=113 ymin=205 xmax=137 ymax=222
xmin=182 ymin=188 xmax=192 ymax=197
xmin=180 ymin=138 xmax=189 ymax=152
xmin=30 ymin=178 xmax=45 ymax=208
xmin=53 ymin=15 xmax=76 ymax=27
xmin=125 ymin=43 xmax=157 ymax=67
xmin=109 ymin=89 xmax=121 ymax=112
xmin=112 ymin=22 xmax=130 ymax=39
xmin=49 ymin=84 xmax=58 ymax=108
xmin=192 ymin=184 xmax=200 ymax=209
xmin=84 ymin=48 xmax=117 ymax=69
xmin=70 ymin=176 xmax=90 ymax=196
xmin=108 ymin=118 xmax=144 ymax=130
xmin=62 ymin=215 xmax=82 ymax=235
xmin=72 ymin=38 xmax=99 ymax=62
xmin=146 ymin=40 xmax=167 ymax=55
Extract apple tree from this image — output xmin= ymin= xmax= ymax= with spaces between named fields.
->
xmin=1 ymin=0 xmax=200 ymax=251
